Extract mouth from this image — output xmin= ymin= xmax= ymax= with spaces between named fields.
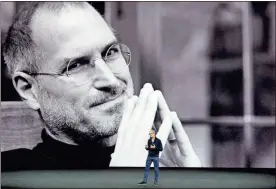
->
xmin=91 ymin=91 xmax=127 ymax=109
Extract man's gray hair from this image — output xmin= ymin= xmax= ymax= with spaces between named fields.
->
xmin=2 ymin=2 xmax=90 ymax=77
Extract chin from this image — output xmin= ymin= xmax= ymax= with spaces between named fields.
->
xmin=100 ymin=133 xmax=118 ymax=147
xmin=80 ymin=112 xmax=121 ymax=142
xmin=76 ymin=100 xmax=123 ymax=145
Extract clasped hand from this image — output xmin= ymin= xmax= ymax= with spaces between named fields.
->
xmin=110 ymin=83 xmax=201 ymax=167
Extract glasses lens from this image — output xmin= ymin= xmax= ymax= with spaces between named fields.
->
xmin=105 ymin=43 xmax=121 ymax=62
xmin=120 ymin=43 xmax=131 ymax=65
xmin=66 ymin=57 xmax=94 ymax=85
xmin=66 ymin=43 xmax=131 ymax=86
xmin=105 ymin=43 xmax=131 ymax=74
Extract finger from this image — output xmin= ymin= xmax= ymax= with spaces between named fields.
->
xmin=160 ymin=148 xmax=177 ymax=167
xmin=116 ymin=96 xmax=138 ymax=148
xmin=139 ymin=90 xmax=159 ymax=137
xmin=171 ymin=112 xmax=202 ymax=167
xmin=168 ymin=140 xmax=183 ymax=166
xmin=171 ymin=112 xmax=195 ymax=156
xmin=156 ymin=114 xmax=173 ymax=157
xmin=163 ymin=141 xmax=200 ymax=167
xmin=122 ymin=96 xmax=138 ymax=123
xmin=128 ymin=83 xmax=153 ymax=134
xmin=118 ymin=96 xmax=138 ymax=135
xmin=125 ymin=83 xmax=154 ymax=143
xmin=156 ymin=91 xmax=176 ymax=141
xmin=161 ymin=141 xmax=178 ymax=167
xmin=130 ymin=83 xmax=154 ymax=123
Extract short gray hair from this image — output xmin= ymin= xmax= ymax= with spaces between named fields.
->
xmin=151 ymin=129 xmax=156 ymax=134
xmin=2 ymin=2 xmax=90 ymax=77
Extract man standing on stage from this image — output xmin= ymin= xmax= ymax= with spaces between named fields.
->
xmin=138 ymin=129 xmax=163 ymax=186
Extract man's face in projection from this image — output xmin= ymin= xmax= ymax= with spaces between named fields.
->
xmin=31 ymin=4 xmax=134 ymax=146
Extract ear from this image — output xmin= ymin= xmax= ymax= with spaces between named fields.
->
xmin=12 ymin=71 xmax=40 ymax=110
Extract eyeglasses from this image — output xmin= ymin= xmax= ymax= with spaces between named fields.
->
xmin=26 ymin=43 xmax=131 ymax=86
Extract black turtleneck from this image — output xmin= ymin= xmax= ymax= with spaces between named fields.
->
xmin=1 ymin=129 xmax=115 ymax=172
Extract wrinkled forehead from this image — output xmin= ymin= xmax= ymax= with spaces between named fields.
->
xmin=30 ymin=4 xmax=116 ymax=65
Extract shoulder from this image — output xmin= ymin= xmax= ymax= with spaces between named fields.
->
xmin=2 ymin=148 xmax=33 ymax=158
xmin=2 ymin=148 xmax=35 ymax=171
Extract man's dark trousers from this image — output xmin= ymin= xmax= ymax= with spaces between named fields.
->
xmin=142 ymin=156 xmax=159 ymax=184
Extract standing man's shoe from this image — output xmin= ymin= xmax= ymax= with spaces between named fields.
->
xmin=154 ymin=183 xmax=158 ymax=187
xmin=138 ymin=181 xmax=147 ymax=185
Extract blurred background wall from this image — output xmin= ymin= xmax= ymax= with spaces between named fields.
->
xmin=1 ymin=1 xmax=275 ymax=168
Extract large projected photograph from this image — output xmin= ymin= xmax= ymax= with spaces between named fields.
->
xmin=1 ymin=1 xmax=275 ymax=188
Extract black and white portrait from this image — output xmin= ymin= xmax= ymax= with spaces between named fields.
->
xmin=1 ymin=1 xmax=275 ymax=172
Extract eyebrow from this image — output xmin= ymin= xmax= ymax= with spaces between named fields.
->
xmin=57 ymin=39 xmax=119 ymax=73
xmin=100 ymin=40 xmax=119 ymax=54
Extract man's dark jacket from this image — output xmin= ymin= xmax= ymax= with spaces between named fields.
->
xmin=146 ymin=137 xmax=163 ymax=157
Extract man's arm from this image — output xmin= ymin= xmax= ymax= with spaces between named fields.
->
xmin=157 ymin=139 xmax=163 ymax=152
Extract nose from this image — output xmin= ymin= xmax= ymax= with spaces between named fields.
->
xmin=92 ymin=59 xmax=120 ymax=91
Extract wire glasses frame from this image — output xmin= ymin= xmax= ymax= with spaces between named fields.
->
xmin=25 ymin=43 xmax=131 ymax=86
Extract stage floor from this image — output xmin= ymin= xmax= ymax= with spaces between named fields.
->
xmin=2 ymin=168 xmax=275 ymax=188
